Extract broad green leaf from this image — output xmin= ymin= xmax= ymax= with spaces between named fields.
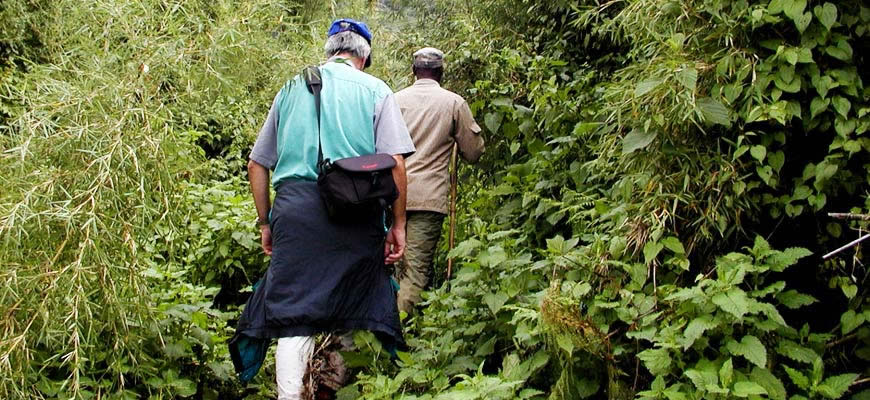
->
xmin=841 ymin=283 xmax=858 ymax=299
xmin=826 ymin=46 xmax=850 ymax=61
xmin=783 ymin=0 xmax=807 ymax=20
xmin=815 ymin=162 xmax=838 ymax=188
xmin=638 ymin=348 xmax=671 ymax=375
xmin=447 ymin=238 xmax=481 ymax=259
xmin=635 ymin=78 xmax=664 ymax=97
xmin=556 ymin=334 xmax=575 ymax=355
xmin=622 ymin=128 xmax=657 ymax=155
xmin=491 ymin=97 xmax=513 ymax=107
xmin=816 ymin=373 xmax=858 ymax=399
xmin=831 ymin=96 xmax=851 ymax=117
xmin=840 ymin=310 xmax=865 ymax=335
xmin=685 ymin=369 xmax=718 ymax=390
xmin=719 ymin=358 xmax=734 ymax=388
xmin=768 ymin=151 xmax=785 ymax=172
xmin=814 ymin=3 xmax=837 ymax=30
xmin=484 ymin=112 xmax=503 ymax=133
xmin=697 ymin=97 xmax=731 ymax=126
xmin=733 ymin=381 xmax=768 ymax=397
xmin=573 ymin=122 xmax=601 ymax=136
xmin=797 ymin=47 xmax=814 ymax=63
xmin=768 ymin=0 xmax=784 ymax=14
xmin=712 ymin=288 xmax=750 ymax=319
xmin=661 ymin=236 xmax=685 ymax=254
xmin=682 ymin=315 xmax=719 ymax=350
xmin=751 ymin=367 xmax=787 ymax=400
xmin=810 ymin=97 xmax=830 ymax=119
xmin=776 ymin=290 xmax=818 ymax=309
xmin=483 ymin=292 xmax=509 ymax=315
xmin=835 ymin=117 xmax=857 ymax=136
xmin=643 ymin=241 xmax=664 ymax=265
xmin=171 ymin=379 xmax=197 ymax=397
xmin=726 ymin=335 xmax=767 ymax=368
xmin=794 ymin=12 xmax=812 ymax=33
xmin=676 ymin=67 xmax=698 ymax=91
xmin=750 ymin=145 xmax=767 ymax=161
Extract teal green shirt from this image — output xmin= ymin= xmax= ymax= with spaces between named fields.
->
xmin=250 ymin=59 xmax=415 ymax=187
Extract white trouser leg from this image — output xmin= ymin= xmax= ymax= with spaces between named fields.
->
xmin=276 ymin=336 xmax=315 ymax=400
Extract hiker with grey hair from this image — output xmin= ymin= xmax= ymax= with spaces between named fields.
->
xmin=394 ymin=47 xmax=485 ymax=314
xmin=231 ymin=18 xmax=415 ymax=399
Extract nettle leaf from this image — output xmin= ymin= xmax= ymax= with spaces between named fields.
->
xmin=776 ymin=290 xmax=818 ymax=309
xmin=733 ymin=381 xmax=768 ymax=397
xmin=638 ymin=348 xmax=672 ymax=375
xmin=712 ymin=289 xmax=749 ymax=319
xmin=622 ymin=128 xmax=657 ymax=155
xmin=682 ymin=315 xmax=719 ymax=350
xmin=814 ymin=3 xmax=837 ymax=30
xmin=726 ymin=335 xmax=768 ymax=368
xmin=676 ymin=67 xmax=698 ymax=91
xmin=697 ymin=97 xmax=731 ymax=126
xmin=783 ymin=365 xmax=810 ymax=389
xmin=777 ymin=341 xmax=819 ymax=364
xmin=448 ymin=238 xmax=481 ymax=259
xmin=767 ymin=247 xmax=812 ymax=271
xmin=751 ymin=367 xmax=787 ymax=400
xmin=635 ymin=78 xmax=664 ymax=97
xmin=783 ymin=0 xmax=807 ymax=20
xmin=685 ymin=369 xmax=718 ymax=390
xmin=816 ymin=373 xmax=858 ymax=399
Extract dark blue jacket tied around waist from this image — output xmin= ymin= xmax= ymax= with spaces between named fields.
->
xmin=229 ymin=180 xmax=404 ymax=382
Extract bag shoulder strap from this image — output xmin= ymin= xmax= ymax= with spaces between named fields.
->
xmin=303 ymin=66 xmax=324 ymax=167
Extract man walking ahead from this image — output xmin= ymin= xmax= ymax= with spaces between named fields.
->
xmin=238 ymin=19 xmax=415 ymax=399
xmin=394 ymin=47 xmax=485 ymax=314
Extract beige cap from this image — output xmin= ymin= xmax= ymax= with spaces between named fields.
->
xmin=413 ymin=47 xmax=444 ymax=68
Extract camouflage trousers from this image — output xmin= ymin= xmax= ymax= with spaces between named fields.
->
xmin=395 ymin=211 xmax=446 ymax=314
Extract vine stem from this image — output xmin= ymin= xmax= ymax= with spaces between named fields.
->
xmin=823 ymin=233 xmax=870 ymax=260
xmin=828 ymin=212 xmax=870 ymax=221
xmin=826 ymin=333 xmax=858 ymax=348
xmin=852 ymin=377 xmax=870 ymax=387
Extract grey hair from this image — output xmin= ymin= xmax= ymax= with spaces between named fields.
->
xmin=324 ymin=31 xmax=371 ymax=60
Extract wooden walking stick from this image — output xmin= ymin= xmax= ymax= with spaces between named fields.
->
xmin=447 ymin=142 xmax=459 ymax=280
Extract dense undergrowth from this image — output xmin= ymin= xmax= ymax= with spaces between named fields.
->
xmin=1 ymin=0 xmax=868 ymax=399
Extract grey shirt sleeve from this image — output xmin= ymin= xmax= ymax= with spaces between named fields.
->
xmin=249 ymin=93 xmax=280 ymax=170
xmin=374 ymin=93 xmax=416 ymax=158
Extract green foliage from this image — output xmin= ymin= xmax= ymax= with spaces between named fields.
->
xmin=3 ymin=0 xmax=869 ymax=398
xmin=0 ymin=0 xmax=329 ymax=397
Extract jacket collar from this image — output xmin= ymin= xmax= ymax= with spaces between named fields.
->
xmin=414 ymin=78 xmax=441 ymax=87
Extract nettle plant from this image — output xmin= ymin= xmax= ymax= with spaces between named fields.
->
xmin=627 ymin=237 xmax=858 ymax=399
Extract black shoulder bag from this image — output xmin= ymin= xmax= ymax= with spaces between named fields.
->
xmin=303 ymin=66 xmax=399 ymax=221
